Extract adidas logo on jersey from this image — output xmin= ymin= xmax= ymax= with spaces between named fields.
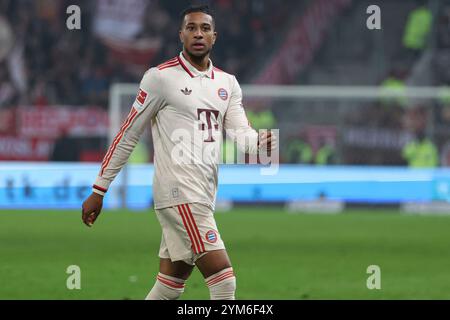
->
xmin=181 ymin=87 xmax=192 ymax=95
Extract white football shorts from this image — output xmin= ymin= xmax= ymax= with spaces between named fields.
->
xmin=155 ymin=202 xmax=225 ymax=266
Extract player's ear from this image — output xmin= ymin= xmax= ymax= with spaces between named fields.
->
xmin=179 ymin=29 xmax=184 ymax=44
xmin=212 ymin=31 xmax=217 ymax=45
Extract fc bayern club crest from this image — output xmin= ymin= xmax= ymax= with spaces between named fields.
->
xmin=205 ymin=230 xmax=218 ymax=243
xmin=218 ymin=88 xmax=228 ymax=101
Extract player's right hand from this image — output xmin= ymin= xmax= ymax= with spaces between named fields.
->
xmin=82 ymin=193 xmax=104 ymax=227
xmin=258 ymin=130 xmax=277 ymax=153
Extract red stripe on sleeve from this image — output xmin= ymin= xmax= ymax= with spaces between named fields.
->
xmin=93 ymin=185 xmax=107 ymax=193
xmin=100 ymin=108 xmax=138 ymax=176
xmin=158 ymin=62 xmax=180 ymax=70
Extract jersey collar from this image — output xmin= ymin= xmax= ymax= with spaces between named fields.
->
xmin=178 ymin=52 xmax=215 ymax=79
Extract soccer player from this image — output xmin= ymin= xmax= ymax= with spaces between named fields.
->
xmin=81 ymin=4 xmax=276 ymax=300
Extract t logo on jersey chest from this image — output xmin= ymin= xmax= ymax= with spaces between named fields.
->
xmin=197 ymin=108 xmax=219 ymax=142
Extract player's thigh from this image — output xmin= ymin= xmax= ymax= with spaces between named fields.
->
xmin=159 ymin=258 xmax=195 ymax=280
xmin=195 ymin=249 xmax=232 ymax=278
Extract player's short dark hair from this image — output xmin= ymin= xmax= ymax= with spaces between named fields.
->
xmin=180 ymin=4 xmax=215 ymax=29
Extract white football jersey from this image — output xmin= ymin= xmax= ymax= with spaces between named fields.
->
xmin=93 ymin=52 xmax=258 ymax=210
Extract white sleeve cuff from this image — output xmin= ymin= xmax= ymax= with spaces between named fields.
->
xmin=93 ymin=176 xmax=112 ymax=196
xmin=92 ymin=188 xmax=106 ymax=196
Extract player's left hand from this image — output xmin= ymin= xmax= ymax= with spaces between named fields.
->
xmin=258 ymin=130 xmax=277 ymax=153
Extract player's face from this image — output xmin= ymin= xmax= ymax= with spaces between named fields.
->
xmin=180 ymin=12 xmax=216 ymax=58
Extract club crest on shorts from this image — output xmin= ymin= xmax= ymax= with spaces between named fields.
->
xmin=205 ymin=230 xmax=218 ymax=243
xmin=218 ymin=88 xmax=228 ymax=101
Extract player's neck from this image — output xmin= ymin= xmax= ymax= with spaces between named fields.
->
xmin=182 ymin=50 xmax=210 ymax=72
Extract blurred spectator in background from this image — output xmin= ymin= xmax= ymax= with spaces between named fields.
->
xmin=380 ymin=68 xmax=408 ymax=108
xmin=246 ymin=109 xmax=276 ymax=130
xmin=315 ymin=138 xmax=336 ymax=166
xmin=0 ymin=14 xmax=18 ymax=109
xmin=0 ymin=15 xmax=14 ymax=61
xmin=0 ymin=0 xmax=293 ymax=109
xmin=50 ymin=127 xmax=80 ymax=161
xmin=402 ymin=129 xmax=439 ymax=167
xmin=402 ymin=1 xmax=433 ymax=54
xmin=437 ymin=87 xmax=450 ymax=128
xmin=285 ymin=138 xmax=313 ymax=164
xmin=402 ymin=107 xmax=439 ymax=168
xmin=437 ymin=2 xmax=450 ymax=49
xmin=0 ymin=62 xmax=17 ymax=108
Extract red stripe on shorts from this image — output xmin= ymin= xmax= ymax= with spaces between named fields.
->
xmin=177 ymin=205 xmax=199 ymax=254
xmin=184 ymin=204 xmax=206 ymax=253
xmin=180 ymin=204 xmax=203 ymax=254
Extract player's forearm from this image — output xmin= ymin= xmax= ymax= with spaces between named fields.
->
xmin=93 ymin=146 xmax=133 ymax=195
xmin=93 ymin=121 xmax=143 ymax=195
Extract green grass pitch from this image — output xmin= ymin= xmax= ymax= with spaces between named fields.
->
xmin=1 ymin=207 xmax=450 ymax=299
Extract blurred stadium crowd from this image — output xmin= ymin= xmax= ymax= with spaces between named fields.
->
xmin=0 ymin=0 xmax=291 ymax=108
xmin=1 ymin=0 xmax=450 ymax=166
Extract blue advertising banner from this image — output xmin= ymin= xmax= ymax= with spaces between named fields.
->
xmin=0 ymin=162 xmax=448 ymax=209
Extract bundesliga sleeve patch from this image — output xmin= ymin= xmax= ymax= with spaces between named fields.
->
xmin=136 ymin=88 xmax=148 ymax=105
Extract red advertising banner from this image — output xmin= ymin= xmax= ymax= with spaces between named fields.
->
xmin=0 ymin=108 xmax=16 ymax=135
xmin=18 ymin=106 xmax=108 ymax=138
xmin=0 ymin=106 xmax=109 ymax=160
xmin=0 ymin=136 xmax=53 ymax=161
